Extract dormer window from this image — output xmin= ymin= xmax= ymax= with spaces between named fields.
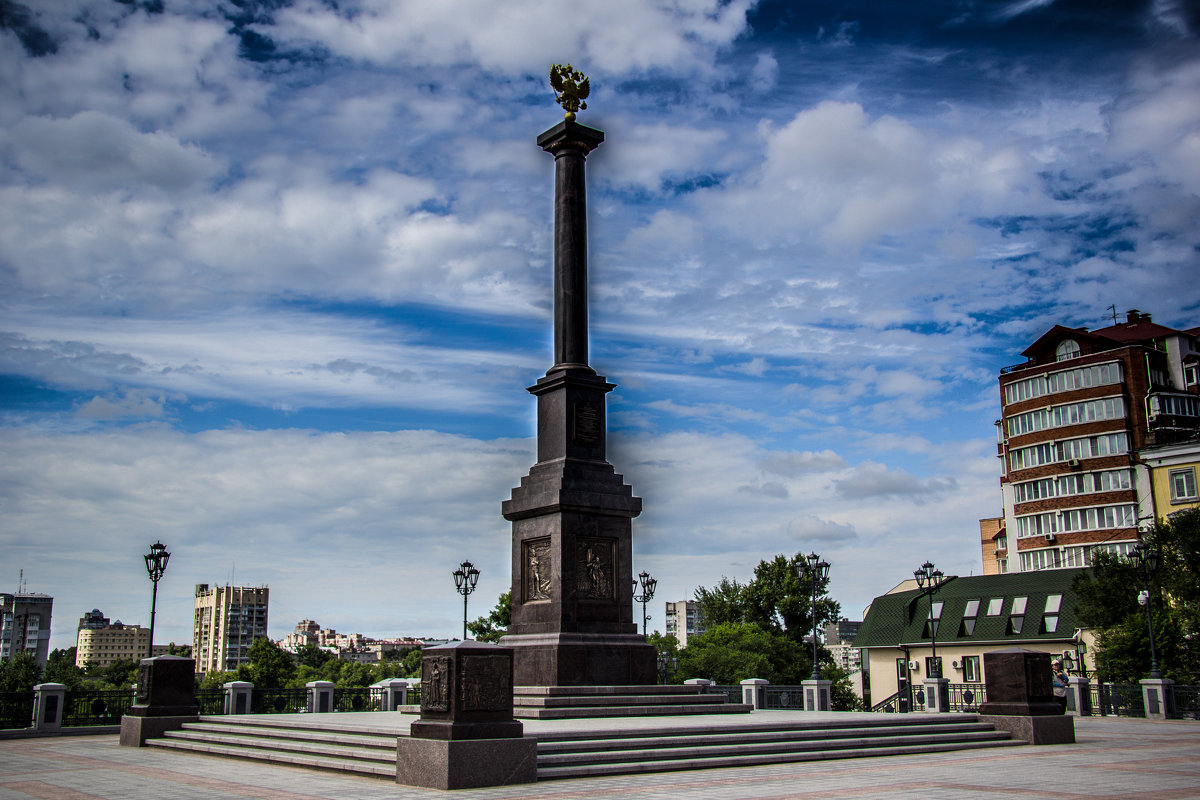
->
xmin=1055 ymin=339 xmax=1081 ymax=361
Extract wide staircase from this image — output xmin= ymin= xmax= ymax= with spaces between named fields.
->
xmin=146 ymin=712 xmax=1021 ymax=780
xmin=512 ymin=684 xmax=751 ymax=718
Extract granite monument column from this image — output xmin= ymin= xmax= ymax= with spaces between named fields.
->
xmin=499 ymin=67 xmax=655 ymax=686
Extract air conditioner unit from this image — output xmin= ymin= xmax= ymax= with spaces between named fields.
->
xmin=1067 ymin=459 xmax=1081 ymax=468
xmin=952 ymin=660 xmax=961 ymax=669
xmin=1045 ymin=533 xmax=1056 ymax=543
xmin=908 ymin=660 xmax=920 ymax=670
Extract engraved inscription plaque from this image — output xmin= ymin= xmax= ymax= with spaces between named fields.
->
xmin=576 ymin=538 xmax=615 ymax=599
xmin=524 ymin=538 xmax=552 ymax=601
xmin=460 ymin=654 xmax=511 ymax=712
xmin=421 ymin=656 xmax=451 ymax=711
xmin=572 ymin=402 xmax=601 ymax=446
xmin=136 ymin=664 xmax=150 ymax=704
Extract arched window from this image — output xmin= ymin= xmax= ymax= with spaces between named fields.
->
xmin=1055 ymin=339 xmax=1080 ymax=361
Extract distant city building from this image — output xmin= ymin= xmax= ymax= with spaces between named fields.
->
xmin=77 ymin=608 xmax=110 ymax=631
xmin=277 ymin=619 xmax=426 ymax=662
xmin=192 ymin=584 xmax=269 ymax=673
xmin=76 ymin=619 xmax=153 ymax=668
xmin=978 ymin=517 xmax=1006 ymax=576
xmin=664 ymin=600 xmax=705 ymax=647
xmin=0 ymin=592 xmax=54 ymax=666
xmin=823 ymin=618 xmax=863 ymax=674
xmin=996 ymin=310 xmax=1200 ymax=573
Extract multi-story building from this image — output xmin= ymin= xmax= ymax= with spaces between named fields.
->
xmin=192 ymin=584 xmax=269 ymax=673
xmin=1140 ymin=437 xmax=1200 ymax=518
xmin=0 ymin=592 xmax=53 ymax=666
xmin=823 ymin=618 xmax=863 ymax=674
xmin=978 ymin=517 xmax=1006 ymax=575
xmin=75 ymin=620 xmax=152 ymax=668
xmin=78 ymin=608 xmax=109 ymax=631
xmin=664 ymin=600 xmax=705 ymax=647
xmin=996 ymin=310 xmax=1200 ymax=573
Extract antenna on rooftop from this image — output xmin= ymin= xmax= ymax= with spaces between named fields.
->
xmin=18 ymin=569 xmax=25 ymax=593
xmin=1107 ymin=304 xmax=1118 ymax=325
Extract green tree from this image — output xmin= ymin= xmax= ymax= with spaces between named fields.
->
xmin=646 ymin=631 xmax=681 ymax=684
xmin=676 ymin=622 xmax=807 ymax=684
xmin=295 ymin=644 xmax=334 ymax=669
xmin=0 ymin=652 xmax=42 ymax=692
xmin=43 ymin=647 xmax=84 ymax=690
xmin=1073 ymin=508 xmax=1200 ymax=683
xmin=98 ymin=658 xmax=138 ymax=690
xmin=400 ymin=648 xmax=423 ymax=679
xmin=694 ymin=577 xmax=747 ymax=628
xmin=243 ymin=637 xmax=296 ymax=690
xmin=695 ymin=554 xmax=840 ymax=645
xmin=466 ymin=590 xmax=511 ymax=643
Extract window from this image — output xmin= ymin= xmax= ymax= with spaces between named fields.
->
xmin=1015 ymin=512 xmax=1058 ymax=539
xmin=960 ymin=599 xmax=980 ymax=636
xmin=986 ymin=598 xmax=1003 ymax=616
xmin=1186 ymin=364 xmax=1198 ymax=389
xmin=925 ymin=656 xmax=943 ymax=677
xmin=1170 ymin=468 xmax=1198 ymax=503
xmin=897 ymin=657 xmax=909 ymax=682
xmin=1150 ymin=394 xmax=1200 ymax=418
xmin=1046 ymin=361 xmax=1121 ymax=394
xmin=962 ymin=655 xmax=981 ymax=683
xmin=1060 ymin=504 xmax=1136 ymax=533
xmin=1055 ymin=340 xmax=1081 ymax=361
xmin=1010 ymin=442 xmax=1055 ymax=470
xmin=924 ymin=601 xmax=944 ymax=637
xmin=1042 ymin=594 xmax=1062 ymax=633
xmin=1007 ymin=597 xmax=1027 ymax=634
xmin=1020 ymin=548 xmax=1064 ymax=571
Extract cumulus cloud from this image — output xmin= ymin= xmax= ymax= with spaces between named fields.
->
xmin=833 ymin=461 xmax=958 ymax=501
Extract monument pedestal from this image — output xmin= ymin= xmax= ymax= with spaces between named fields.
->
xmin=397 ymin=641 xmax=536 ymax=789
xmin=978 ymin=648 xmax=1074 ymax=745
xmin=118 ymin=655 xmax=199 ymax=747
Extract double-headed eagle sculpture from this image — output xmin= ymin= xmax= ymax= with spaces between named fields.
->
xmin=550 ymin=64 xmax=589 ymax=121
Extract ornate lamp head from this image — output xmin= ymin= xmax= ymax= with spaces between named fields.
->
xmin=144 ymin=541 xmax=170 ymax=582
xmin=550 ymin=64 xmax=590 ymax=121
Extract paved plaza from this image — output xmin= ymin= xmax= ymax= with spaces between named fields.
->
xmin=1 ymin=715 xmax=1198 ymax=800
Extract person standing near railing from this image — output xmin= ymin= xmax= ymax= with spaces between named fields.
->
xmin=1052 ymin=659 xmax=1068 ymax=712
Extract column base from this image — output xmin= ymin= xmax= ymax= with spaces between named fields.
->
xmin=396 ymin=736 xmax=538 ymax=789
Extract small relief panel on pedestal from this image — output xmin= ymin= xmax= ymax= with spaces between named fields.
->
xmin=572 ymin=401 xmax=601 ymax=446
xmin=523 ymin=538 xmax=552 ymax=601
xmin=422 ymin=656 xmax=451 ymax=711
xmin=576 ymin=538 xmax=615 ymax=599
xmin=460 ymin=655 xmax=511 ymax=712
xmin=136 ymin=663 xmax=151 ymax=704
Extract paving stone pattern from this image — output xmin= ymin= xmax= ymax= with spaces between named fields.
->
xmin=1 ymin=716 xmax=1198 ymax=799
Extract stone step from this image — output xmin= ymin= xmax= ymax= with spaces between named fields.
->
xmin=513 ymin=684 xmax=710 ymax=696
xmin=537 ymin=721 xmax=1006 ymax=753
xmin=173 ymin=720 xmax=396 ymax=750
xmin=148 ymin=736 xmax=396 ymax=778
xmin=536 ymin=738 xmax=1025 ymax=780
xmin=515 ymin=702 xmax=753 ymax=719
xmin=517 ymin=692 xmax=731 ymax=708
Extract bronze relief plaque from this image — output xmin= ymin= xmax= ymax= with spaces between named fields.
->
xmin=421 ymin=656 xmax=451 ymax=711
xmin=459 ymin=654 xmax=511 ymax=712
xmin=572 ymin=401 xmax=601 ymax=446
xmin=524 ymin=537 xmax=552 ymax=601
xmin=576 ymin=538 xmax=615 ymax=599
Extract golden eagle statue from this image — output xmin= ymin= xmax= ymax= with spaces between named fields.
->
xmin=550 ymin=64 xmax=589 ymax=121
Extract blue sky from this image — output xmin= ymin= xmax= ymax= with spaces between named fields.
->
xmin=2 ymin=0 xmax=1198 ymax=652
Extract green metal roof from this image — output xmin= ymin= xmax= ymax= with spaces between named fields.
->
xmin=853 ymin=569 xmax=1087 ymax=649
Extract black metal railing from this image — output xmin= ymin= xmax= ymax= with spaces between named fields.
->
xmin=63 ymin=690 xmax=132 ymax=727
xmin=250 ymin=687 xmax=307 ymax=714
xmin=764 ymin=686 xmax=804 ymax=709
xmin=0 ymin=691 xmax=35 ymax=730
xmin=1172 ymin=685 xmax=1199 ymax=720
xmin=948 ymin=683 xmax=987 ymax=712
xmin=333 ymin=688 xmax=379 ymax=713
xmin=194 ymin=689 xmax=225 ymax=714
xmin=1088 ymin=684 xmax=1146 ymax=717
xmin=706 ymin=684 xmax=741 ymax=703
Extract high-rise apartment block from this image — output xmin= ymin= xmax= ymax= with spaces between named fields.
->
xmin=192 ymin=584 xmax=269 ymax=673
xmin=0 ymin=592 xmax=54 ymax=666
xmin=664 ymin=600 xmax=706 ymax=647
xmin=996 ymin=310 xmax=1200 ymax=573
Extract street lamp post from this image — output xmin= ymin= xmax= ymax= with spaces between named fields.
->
xmin=803 ymin=552 xmax=830 ymax=681
xmin=1130 ymin=543 xmax=1162 ymax=679
xmin=633 ymin=571 xmax=657 ymax=636
xmin=913 ymin=561 xmax=947 ymax=678
xmin=143 ymin=541 xmax=170 ymax=659
xmin=453 ymin=561 xmax=480 ymax=640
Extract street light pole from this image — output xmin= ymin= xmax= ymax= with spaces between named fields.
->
xmin=803 ymin=552 xmax=831 ymax=681
xmin=143 ymin=541 xmax=170 ymax=659
xmin=914 ymin=561 xmax=946 ymax=678
xmin=633 ymin=571 xmax=657 ymax=636
xmin=1130 ymin=543 xmax=1162 ymax=679
xmin=453 ymin=561 xmax=480 ymax=640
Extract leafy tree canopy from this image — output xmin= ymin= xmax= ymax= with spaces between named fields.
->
xmin=1072 ymin=508 xmax=1200 ymax=683
xmin=0 ymin=652 xmax=42 ymax=693
xmin=242 ymin=636 xmax=297 ymax=690
xmin=294 ymin=643 xmax=335 ymax=669
xmin=44 ymin=647 xmax=84 ymax=690
xmin=466 ymin=590 xmax=511 ymax=644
